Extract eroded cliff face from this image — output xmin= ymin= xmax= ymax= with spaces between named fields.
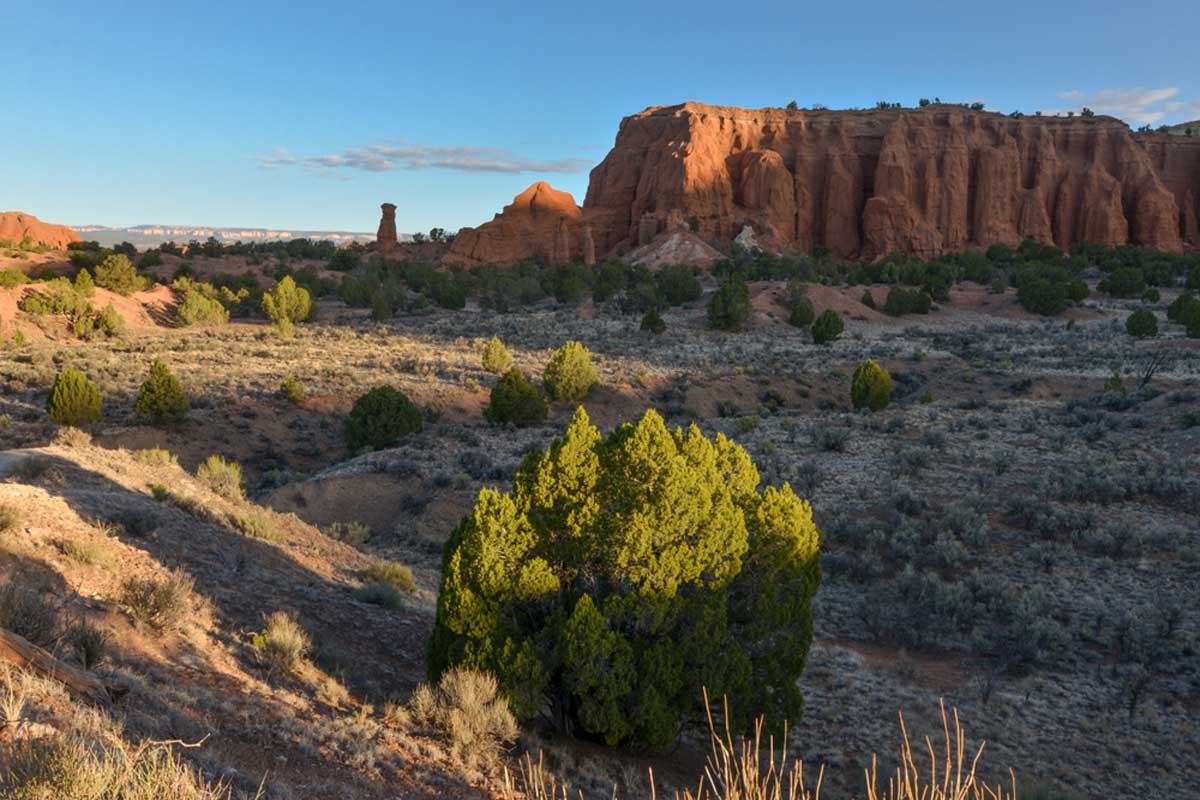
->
xmin=583 ymin=103 xmax=1197 ymax=260
xmin=445 ymin=181 xmax=586 ymax=267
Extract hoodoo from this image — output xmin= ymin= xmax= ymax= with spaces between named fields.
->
xmin=376 ymin=202 xmax=399 ymax=256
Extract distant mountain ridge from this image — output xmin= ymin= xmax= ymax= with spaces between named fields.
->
xmin=72 ymin=223 xmax=389 ymax=248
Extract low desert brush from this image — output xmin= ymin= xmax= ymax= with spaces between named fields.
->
xmin=196 ymin=454 xmax=243 ymax=500
xmin=118 ymin=569 xmax=194 ymax=631
xmin=251 ymin=611 xmax=311 ymax=676
xmin=410 ymin=667 xmax=517 ymax=770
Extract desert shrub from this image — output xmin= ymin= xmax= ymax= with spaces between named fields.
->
xmin=251 ymin=611 xmax=311 ymax=676
xmin=133 ymin=448 xmax=177 ymax=466
xmin=811 ymin=308 xmax=843 ymax=345
xmin=0 ymin=736 xmax=233 ymax=799
xmin=640 ymin=309 xmax=666 ymax=334
xmin=812 ymin=425 xmax=850 ymax=452
xmin=788 ymin=296 xmax=815 ymax=328
xmin=118 ymin=570 xmax=194 ymax=630
xmin=231 ymin=508 xmax=280 ymax=541
xmin=356 ymin=560 xmax=416 ymax=607
xmin=481 ymin=336 xmax=512 ymax=375
xmin=707 ymin=280 xmax=751 ymax=330
xmin=93 ymin=254 xmax=147 ymax=295
xmin=134 ymin=359 xmax=189 ymax=424
xmin=429 ymin=407 xmax=821 ymax=748
xmin=485 ymin=369 xmax=548 ymax=428
xmin=69 ymin=620 xmax=110 ymax=670
xmin=345 ymin=385 xmax=423 ymax=450
xmin=46 ymin=368 xmax=102 ymax=427
xmin=18 ymin=277 xmax=90 ymax=317
xmin=1098 ymin=267 xmax=1146 ymax=298
xmin=861 ymin=288 xmax=877 ymax=309
xmin=196 ymin=455 xmax=243 ymax=500
xmin=261 ymin=275 xmax=312 ymax=335
xmin=1167 ymin=292 xmax=1200 ymax=326
xmin=0 ymin=586 xmax=60 ymax=646
xmin=324 ymin=520 xmax=370 ymax=546
xmin=175 ymin=289 xmax=229 ymax=327
xmin=883 ymin=287 xmax=931 ymax=316
xmin=851 ymin=360 xmax=892 ymax=411
xmin=1142 ymin=287 xmax=1161 ymax=302
xmin=0 ymin=269 xmax=29 ymax=287
xmin=408 ymin=667 xmax=518 ymax=770
xmin=1124 ymin=309 xmax=1158 ymax=338
xmin=95 ymin=302 xmax=124 ymax=336
xmin=279 ymin=374 xmax=306 ymax=404
xmin=542 ymin=340 xmax=598 ymax=401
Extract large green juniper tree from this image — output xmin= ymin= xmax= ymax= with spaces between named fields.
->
xmin=428 ymin=407 xmax=821 ymax=748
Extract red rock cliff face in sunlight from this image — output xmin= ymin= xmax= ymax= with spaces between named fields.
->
xmin=0 ymin=212 xmax=81 ymax=250
xmin=582 ymin=103 xmax=1196 ymax=260
xmin=445 ymin=181 xmax=585 ymax=266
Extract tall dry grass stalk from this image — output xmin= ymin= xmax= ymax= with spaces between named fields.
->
xmin=502 ymin=693 xmax=1015 ymax=800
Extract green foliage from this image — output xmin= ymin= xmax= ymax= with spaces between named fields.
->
xmin=18 ymin=277 xmax=90 ymax=318
xmin=851 ymin=360 xmax=892 ymax=411
xmin=429 ymin=407 xmax=822 ymax=748
xmin=196 ymin=455 xmax=243 ymax=500
xmin=1017 ymin=277 xmax=1070 ymax=316
xmin=655 ymin=265 xmax=702 ymax=306
xmin=261 ymin=275 xmax=312 ymax=335
xmin=135 ymin=359 xmax=190 ymax=424
xmin=361 ymin=560 xmax=416 ymax=594
xmin=345 ymin=385 xmax=423 ymax=450
xmin=707 ymin=280 xmax=751 ymax=331
xmin=1167 ymin=292 xmax=1200 ymax=326
xmin=543 ymin=340 xmax=598 ymax=402
xmin=785 ymin=280 xmax=815 ymax=328
xmin=1098 ymin=268 xmax=1146 ymax=298
xmin=883 ymin=287 xmax=931 ymax=316
xmin=1124 ymin=309 xmax=1158 ymax=338
xmin=481 ymin=336 xmax=512 ymax=375
xmin=0 ymin=269 xmax=30 ymax=288
xmin=73 ymin=268 xmax=95 ymax=299
xmin=279 ymin=374 xmax=306 ymax=404
xmin=175 ymin=288 xmax=230 ymax=327
xmin=861 ymin=289 xmax=877 ymax=309
xmin=93 ymin=254 xmax=148 ymax=295
xmin=95 ymin=302 xmax=124 ymax=336
xmin=46 ymin=369 xmax=102 ymax=427
xmin=811 ymin=309 xmax=843 ymax=345
xmin=640 ymin=309 xmax=666 ymax=334
xmin=485 ymin=369 xmax=548 ymax=428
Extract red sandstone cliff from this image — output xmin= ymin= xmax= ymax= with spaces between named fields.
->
xmin=448 ymin=104 xmax=1200 ymax=266
xmin=0 ymin=212 xmax=81 ymax=250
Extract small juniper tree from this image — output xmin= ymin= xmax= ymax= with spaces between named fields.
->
xmin=93 ymin=254 xmax=147 ymax=295
xmin=851 ymin=360 xmax=892 ymax=411
xmin=134 ymin=359 xmax=190 ymax=424
xmin=543 ymin=341 xmax=598 ymax=402
xmin=1125 ymin=309 xmax=1158 ymax=339
xmin=811 ymin=309 xmax=844 ymax=345
xmin=47 ymin=369 xmax=102 ymax=427
xmin=481 ymin=336 xmax=512 ymax=375
xmin=640 ymin=309 xmax=666 ymax=334
xmin=485 ymin=369 xmax=547 ymax=428
xmin=345 ymin=385 xmax=423 ymax=450
xmin=429 ymin=407 xmax=822 ymax=748
xmin=707 ymin=280 xmax=751 ymax=330
xmin=261 ymin=275 xmax=312 ymax=336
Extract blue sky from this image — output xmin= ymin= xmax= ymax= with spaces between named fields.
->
xmin=4 ymin=0 xmax=1197 ymax=234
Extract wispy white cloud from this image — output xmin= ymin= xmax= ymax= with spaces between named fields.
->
xmin=1049 ymin=87 xmax=1192 ymax=125
xmin=253 ymin=141 xmax=591 ymax=175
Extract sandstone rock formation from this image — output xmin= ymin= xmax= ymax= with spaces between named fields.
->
xmin=376 ymin=203 xmax=398 ymax=256
xmin=446 ymin=181 xmax=585 ymax=266
xmin=584 ymin=103 xmax=1195 ymax=260
xmin=448 ymin=103 xmax=1200 ymax=266
xmin=0 ymin=212 xmax=81 ymax=250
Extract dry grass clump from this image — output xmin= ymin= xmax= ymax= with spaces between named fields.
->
xmin=230 ymin=508 xmax=281 ymax=542
xmin=132 ymin=447 xmax=178 ymax=466
xmin=504 ymin=697 xmax=1014 ymax=800
xmin=118 ymin=569 xmax=194 ymax=631
xmin=409 ymin=667 xmax=518 ymax=771
xmin=53 ymin=425 xmax=92 ymax=448
xmin=0 ymin=736 xmax=240 ymax=799
xmin=0 ymin=670 xmax=28 ymax=731
xmin=0 ymin=586 xmax=60 ymax=647
xmin=324 ymin=520 xmax=370 ymax=547
xmin=195 ymin=454 xmax=243 ymax=500
xmin=251 ymin=611 xmax=311 ymax=677
xmin=0 ymin=501 xmax=25 ymax=533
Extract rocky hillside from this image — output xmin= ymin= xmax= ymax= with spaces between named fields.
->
xmin=449 ymin=103 xmax=1200 ymax=265
xmin=0 ymin=212 xmax=81 ymax=250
